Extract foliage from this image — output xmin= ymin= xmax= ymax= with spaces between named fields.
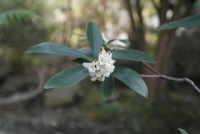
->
xmin=178 ymin=128 xmax=189 ymax=134
xmin=158 ymin=14 xmax=200 ymax=30
xmin=0 ymin=9 xmax=40 ymax=26
xmin=25 ymin=21 xmax=155 ymax=100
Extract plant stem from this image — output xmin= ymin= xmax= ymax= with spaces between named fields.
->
xmin=141 ymin=62 xmax=200 ymax=94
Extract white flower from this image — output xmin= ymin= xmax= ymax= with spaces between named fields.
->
xmin=83 ymin=48 xmax=115 ymax=81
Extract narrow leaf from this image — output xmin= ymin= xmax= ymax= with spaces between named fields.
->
xmin=86 ymin=21 xmax=103 ymax=58
xmin=113 ymin=66 xmax=148 ymax=98
xmin=178 ymin=128 xmax=189 ymax=134
xmin=107 ymin=39 xmax=130 ymax=45
xmin=112 ymin=49 xmax=156 ymax=63
xmin=77 ymin=47 xmax=92 ymax=56
xmin=77 ymin=38 xmax=88 ymax=45
xmin=107 ymin=39 xmax=116 ymax=44
xmin=44 ymin=65 xmax=89 ymax=89
xmin=101 ymin=74 xmax=114 ymax=100
xmin=25 ymin=42 xmax=92 ymax=62
xmin=73 ymin=58 xmax=90 ymax=64
xmin=158 ymin=14 xmax=200 ymax=30
xmin=118 ymin=39 xmax=130 ymax=45
xmin=69 ymin=31 xmax=86 ymax=37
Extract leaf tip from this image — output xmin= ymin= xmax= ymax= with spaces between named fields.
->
xmin=44 ymin=83 xmax=52 ymax=89
xmin=152 ymin=60 xmax=157 ymax=64
xmin=102 ymin=95 xmax=110 ymax=101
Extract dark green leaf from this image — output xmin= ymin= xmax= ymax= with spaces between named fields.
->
xmin=25 ymin=42 xmax=92 ymax=62
xmin=113 ymin=66 xmax=148 ymax=98
xmin=158 ymin=14 xmax=200 ymax=31
xmin=107 ymin=39 xmax=115 ymax=44
xmin=178 ymin=128 xmax=189 ymax=134
xmin=77 ymin=38 xmax=88 ymax=45
xmin=101 ymin=74 xmax=114 ymax=100
xmin=73 ymin=58 xmax=90 ymax=64
xmin=118 ymin=39 xmax=130 ymax=45
xmin=112 ymin=49 xmax=156 ymax=63
xmin=77 ymin=47 xmax=92 ymax=56
xmin=0 ymin=9 xmax=41 ymax=26
xmin=44 ymin=65 xmax=89 ymax=89
xmin=86 ymin=21 xmax=103 ymax=58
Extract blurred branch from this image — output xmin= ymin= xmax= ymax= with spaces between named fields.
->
xmin=170 ymin=0 xmax=182 ymax=21
xmin=141 ymin=62 xmax=200 ymax=94
xmin=124 ymin=0 xmax=138 ymax=38
xmin=159 ymin=0 xmax=169 ymax=24
xmin=151 ymin=0 xmax=159 ymax=10
xmin=136 ymin=0 xmax=144 ymax=28
xmin=0 ymin=69 xmax=46 ymax=105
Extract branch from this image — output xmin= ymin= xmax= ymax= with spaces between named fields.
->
xmin=141 ymin=62 xmax=200 ymax=94
xmin=142 ymin=62 xmax=161 ymax=75
xmin=136 ymin=0 xmax=144 ymax=28
xmin=0 ymin=69 xmax=45 ymax=105
xmin=124 ymin=0 xmax=138 ymax=39
xmin=151 ymin=0 xmax=160 ymax=12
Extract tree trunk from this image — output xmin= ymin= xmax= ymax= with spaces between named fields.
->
xmin=147 ymin=30 xmax=176 ymax=102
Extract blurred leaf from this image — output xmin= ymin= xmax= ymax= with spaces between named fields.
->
xmin=77 ymin=47 xmax=92 ymax=56
xmin=73 ymin=58 xmax=90 ymax=64
xmin=25 ymin=42 xmax=92 ymax=62
xmin=101 ymin=74 xmax=114 ymax=100
xmin=107 ymin=39 xmax=115 ymax=44
xmin=86 ymin=21 xmax=103 ymax=58
xmin=44 ymin=65 xmax=89 ymax=89
xmin=118 ymin=39 xmax=130 ymax=45
xmin=69 ymin=31 xmax=86 ymax=37
xmin=113 ymin=66 xmax=148 ymax=98
xmin=158 ymin=14 xmax=200 ymax=30
xmin=107 ymin=39 xmax=130 ymax=45
xmin=112 ymin=49 xmax=156 ymax=63
xmin=77 ymin=38 xmax=88 ymax=45
xmin=0 ymin=9 xmax=39 ymax=25
xmin=178 ymin=128 xmax=189 ymax=134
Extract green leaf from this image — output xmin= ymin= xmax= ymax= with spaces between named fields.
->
xmin=107 ymin=39 xmax=115 ymax=45
xmin=112 ymin=49 xmax=156 ymax=63
xmin=107 ymin=39 xmax=130 ymax=45
xmin=158 ymin=14 xmax=200 ymax=31
xmin=113 ymin=66 xmax=148 ymax=98
xmin=77 ymin=47 xmax=92 ymax=56
xmin=0 ymin=9 xmax=41 ymax=26
xmin=73 ymin=58 xmax=90 ymax=64
xmin=86 ymin=21 xmax=103 ymax=58
xmin=101 ymin=74 xmax=114 ymax=100
xmin=44 ymin=65 xmax=89 ymax=89
xmin=25 ymin=42 xmax=92 ymax=62
xmin=118 ymin=39 xmax=130 ymax=45
xmin=178 ymin=128 xmax=189 ymax=134
xmin=69 ymin=31 xmax=86 ymax=37
xmin=77 ymin=38 xmax=88 ymax=45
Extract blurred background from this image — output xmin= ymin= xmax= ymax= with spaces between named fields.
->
xmin=0 ymin=0 xmax=200 ymax=134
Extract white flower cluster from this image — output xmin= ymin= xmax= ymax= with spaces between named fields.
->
xmin=83 ymin=48 xmax=115 ymax=81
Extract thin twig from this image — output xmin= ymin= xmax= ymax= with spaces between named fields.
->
xmin=0 ymin=69 xmax=45 ymax=105
xmin=142 ymin=62 xmax=161 ymax=75
xmin=141 ymin=63 xmax=200 ymax=94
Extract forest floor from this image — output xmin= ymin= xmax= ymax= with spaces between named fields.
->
xmin=0 ymin=80 xmax=200 ymax=134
